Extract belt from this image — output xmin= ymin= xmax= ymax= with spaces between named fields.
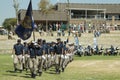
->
xmin=15 ymin=54 xmax=22 ymax=55
xmin=30 ymin=56 xmax=36 ymax=58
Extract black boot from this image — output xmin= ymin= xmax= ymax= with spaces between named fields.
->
xmin=56 ymin=69 xmax=58 ymax=74
xmin=14 ymin=64 xmax=17 ymax=72
xmin=39 ymin=72 xmax=42 ymax=76
xmin=31 ymin=72 xmax=36 ymax=78
xmin=31 ymin=72 xmax=34 ymax=78
xmin=38 ymin=70 xmax=42 ymax=76
xmin=32 ymin=73 xmax=36 ymax=78
xmin=19 ymin=69 xmax=22 ymax=73
xmin=14 ymin=68 xmax=17 ymax=72
xmin=62 ymin=68 xmax=64 ymax=72
xmin=58 ymin=69 xmax=61 ymax=74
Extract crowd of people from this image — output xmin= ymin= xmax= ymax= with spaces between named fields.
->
xmin=12 ymin=38 xmax=75 ymax=78
xmin=75 ymin=44 xmax=120 ymax=57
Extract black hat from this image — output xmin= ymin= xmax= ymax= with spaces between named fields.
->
xmin=56 ymin=38 xmax=61 ymax=41
xmin=42 ymin=40 xmax=46 ymax=43
xmin=37 ymin=39 xmax=42 ymax=42
xmin=17 ymin=39 xmax=21 ymax=42
xmin=24 ymin=42 xmax=27 ymax=44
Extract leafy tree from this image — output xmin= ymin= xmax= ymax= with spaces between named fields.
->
xmin=38 ymin=0 xmax=54 ymax=31
xmin=2 ymin=18 xmax=17 ymax=31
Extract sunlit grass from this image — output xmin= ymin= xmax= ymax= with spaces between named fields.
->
xmin=1 ymin=54 xmax=120 ymax=80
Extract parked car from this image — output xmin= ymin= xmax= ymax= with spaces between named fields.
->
xmin=0 ymin=29 xmax=8 ymax=35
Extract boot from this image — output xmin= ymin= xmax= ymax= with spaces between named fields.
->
xmin=32 ymin=73 xmax=36 ymax=78
xmin=14 ymin=68 xmax=17 ymax=72
xmin=62 ymin=68 xmax=64 ymax=72
xmin=14 ymin=64 xmax=17 ymax=72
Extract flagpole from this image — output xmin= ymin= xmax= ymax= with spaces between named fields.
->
xmin=33 ymin=29 xmax=35 ymax=41
xmin=30 ymin=0 xmax=35 ymax=42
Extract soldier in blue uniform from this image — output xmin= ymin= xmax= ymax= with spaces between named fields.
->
xmin=48 ymin=42 xmax=56 ymax=68
xmin=41 ymin=40 xmax=49 ymax=71
xmin=61 ymin=41 xmax=68 ymax=72
xmin=23 ymin=42 xmax=29 ymax=71
xmin=28 ymin=41 xmax=37 ymax=78
xmin=50 ymin=42 xmax=55 ymax=63
xmin=36 ymin=39 xmax=44 ymax=76
xmin=12 ymin=39 xmax=23 ymax=73
xmin=55 ymin=38 xmax=63 ymax=74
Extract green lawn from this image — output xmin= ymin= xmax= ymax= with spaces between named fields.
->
xmin=1 ymin=54 xmax=120 ymax=80
xmin=74 ymin=55 xmax=120 ymax=60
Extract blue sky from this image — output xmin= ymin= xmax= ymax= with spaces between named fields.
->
xmin=0 ymin=0 xmax=120 ymax=26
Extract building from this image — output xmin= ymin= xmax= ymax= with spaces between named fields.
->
xmin=18 ymin=3 xmax=120 ymax=30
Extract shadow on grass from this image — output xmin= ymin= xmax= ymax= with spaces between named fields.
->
xmin=20 ymin=75 xmax=31 ymax=78
xmin=44 ymin=68 xmax=57 ymax=74
xmin=5 ymin=68 xmax=58 ymax=78
xmin=5 ymin=70 xmax=31 ymax=78
xmin=45 ymin=71 xmax=56 ymax=74
xmin=2 ymin=73 xmax=17 ymax=77
xmin=49 ymin=69 xmax=56 ymax=72
xmin=2 ymin=70 xmax=20 ymax=77
xmin=6 ymin=70 xmax=21 ymax=73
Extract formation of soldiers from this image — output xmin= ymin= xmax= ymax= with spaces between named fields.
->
xmin=12 ymin=38 xmax=75 ymax=78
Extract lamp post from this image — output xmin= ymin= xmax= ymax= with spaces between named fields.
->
xmin=67 ymin=0 xmax=70 ymax=29
xmin=13 ymin=0 xmax=19 ymax=25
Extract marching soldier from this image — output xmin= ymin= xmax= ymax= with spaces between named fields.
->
xmin=46 ymin=42 xmax=52 ymax=69
xmin=12 ymin=39 xmax=23 ymax=73
xmin=36 ymin=39 xmax=44 ymax=76
xmin=23 ymin=42 xmax=29 ymax=72
xmin=48 ymin=42 xmax=56 ymax=68
xmin=61 ymin=41 xmax=68 ymax=72
xmin=55 ymin=38 xmax=63 ymax=74
xmin=28 ymin=41 xmax=37 ymax=78
xmin=41 ymin=40 xmax=49 ymax=71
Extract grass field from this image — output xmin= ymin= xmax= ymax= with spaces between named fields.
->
xmin=0 ymin=31 xmax=120 ymax=80
xmin=1 ymin=54 xmax=120 ymax=80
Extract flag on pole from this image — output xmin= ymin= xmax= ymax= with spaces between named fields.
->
xmin=15 ymin=0 xmax=34 ymax=40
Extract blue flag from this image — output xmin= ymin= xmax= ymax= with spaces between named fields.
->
xmin=15 ymin=0 xmax=34 ymax=40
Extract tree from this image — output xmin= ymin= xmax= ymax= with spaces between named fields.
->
xmin=38 ymin=0 xmax=54 ymax=32
xmin=13 ymin=0 xmax=19 ymax=24
xmin=2 ymin=18 xmax=17 ymax=31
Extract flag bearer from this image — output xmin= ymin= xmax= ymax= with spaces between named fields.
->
xmin=28 ymin=41 xmax=37 ymax=78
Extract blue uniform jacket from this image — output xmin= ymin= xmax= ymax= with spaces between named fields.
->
xmin=14 ymin=43 xmax=23 ymax=55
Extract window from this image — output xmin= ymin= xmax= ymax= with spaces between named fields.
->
xmin=107 ymin=15 xmax=112 ymax=20
xmin=115 ymin=15 xmax=119 ymax=20
xmin=106 ymin=14 xmax=120 ymax=20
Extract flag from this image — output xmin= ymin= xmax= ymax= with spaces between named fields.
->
xmin=15 ymin=0 xmax=34 ymax=40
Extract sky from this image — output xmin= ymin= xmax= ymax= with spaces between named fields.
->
xmin=0 ymin=0 xmax=120 ymax=26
